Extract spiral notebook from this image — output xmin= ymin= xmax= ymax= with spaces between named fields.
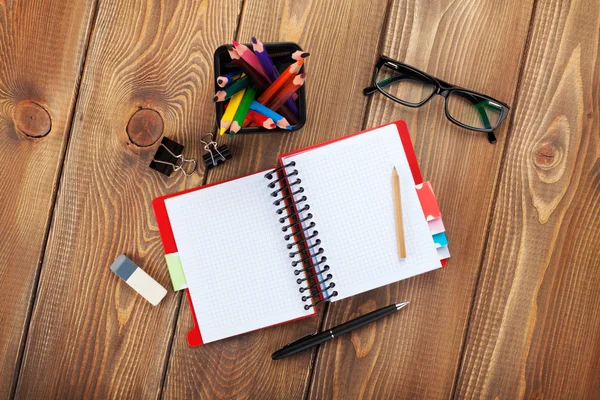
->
xmin=153 ymin=121 xmax=450 ymax=345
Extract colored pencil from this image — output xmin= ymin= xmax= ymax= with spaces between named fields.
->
xmin=251 ymin=37 xmax=278 ymax=82
xmin=251 ymin=37 xmax=300 ymax=116
xmin=232 ymin=40 xmax=269 ymax=80
xmin=219 ymin=88 xmax=246 ymax=136
xmin=217 ymin=71 xmax=241 ymax=87
xmin=257 ymin=59 xmax=304 ymax=107
xmin=265 ymin=73 xmax=305 ymax=113
xmin=213 ymin=75 xmax=251 ymax=102
xmin=291 ymin=50 xmax=310 ymax=61
xmin=249 ymin=101 xmax=292 ymax=130
xmin=230 ymin=87 xmax=256 ymax=137
xmin=230 ymin=58 xmax=298 ymax=125
xmin=392 ymin=167 xmax=406 ymax=259
xmin=244 ymin=110 xmax=276 ymax=129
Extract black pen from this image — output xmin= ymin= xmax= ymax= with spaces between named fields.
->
xmin=272 ymin=301 xmax=409 ymax=360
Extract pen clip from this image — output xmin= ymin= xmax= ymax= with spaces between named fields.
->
xmin=283 ymin=331 xmax=317 ymax=348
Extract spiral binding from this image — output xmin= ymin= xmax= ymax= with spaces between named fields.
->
xmin=265 ymin=161 xmax=338 ymax=309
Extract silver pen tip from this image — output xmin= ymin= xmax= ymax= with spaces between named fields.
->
xmin=395 ymin=301 xmax=410 ymax=310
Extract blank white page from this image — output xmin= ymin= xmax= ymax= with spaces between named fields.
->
xmin=165 ymin=171 xmax=313 ymax=343
xmin=281 ymin=123 xmax=441 ymax=301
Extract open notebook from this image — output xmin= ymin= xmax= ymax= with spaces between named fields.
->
xmin=153 ymin=121 xmax=450 ymax=345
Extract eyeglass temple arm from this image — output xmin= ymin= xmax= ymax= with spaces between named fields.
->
xmin=363 ymin=75 xmax=497 ymax=143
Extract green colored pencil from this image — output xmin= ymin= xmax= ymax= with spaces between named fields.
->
xmin=229 ymin=87 xmax=256 ymax=137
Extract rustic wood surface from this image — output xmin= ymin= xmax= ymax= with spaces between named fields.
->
xmin=0 ymin=0 xmax=96 ymax=397
xmin=1 ymin=0 xmax=598 ymax=398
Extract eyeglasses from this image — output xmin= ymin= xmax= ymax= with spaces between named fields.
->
xmin=364 ymin=56 xmax=510 ymax=143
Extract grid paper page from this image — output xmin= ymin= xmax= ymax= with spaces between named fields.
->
xmin=164 ymin=171 xmax=313 ymax=343
xmin=281 ymin=124 xmax=441 ymax=300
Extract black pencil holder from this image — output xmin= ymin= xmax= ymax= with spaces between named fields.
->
xmin=213 ymin=42 xmax=307 ymax=134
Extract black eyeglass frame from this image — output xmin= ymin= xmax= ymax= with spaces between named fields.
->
xmin=363 ymin=55 xmax=510 ymax=143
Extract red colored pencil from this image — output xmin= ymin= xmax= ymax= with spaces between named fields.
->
xmin=232 ymin=40 xmax=269 ymax=80
xmin=244 ymin=110 xmax=276 ymax=129
xmin=257 ymin=59 xmax=304 ymax=106
xmin=265 ymin=73 xmax=305 ymax=112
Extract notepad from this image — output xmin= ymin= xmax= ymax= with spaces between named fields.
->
xmin=154 ymin=120 xmax=450 ymax=345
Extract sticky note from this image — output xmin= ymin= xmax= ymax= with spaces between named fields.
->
xmin=110 ymin=255 xmax=167 ymax=306
xmin=437 ymin=246 xmax=450 ymax=260
xmin=415 ymin=181 xmax=442 ymax=221
xmin=165 ymin=253 xmax=187 ymax=291
xmin=428 ymin=218 xmax=445 ymax=235
xmin=432 ymin=232 xmax=448 ymax=248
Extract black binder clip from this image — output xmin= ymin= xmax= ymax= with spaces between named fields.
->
xmin=149 ymin=137 xmax=196 ymax=177
xmin=201 ymin=133 xmax=232 ymax=171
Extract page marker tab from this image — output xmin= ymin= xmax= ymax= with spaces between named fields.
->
xmin=428 ymin=217 xmax=445 ymax=235
xmin=110 ymin=255 xmax=167 ymax=306
xmin=432 ymin=232 xmax=448 ymax=248
xmin=165 ymin=253 xmax=187 ymax=291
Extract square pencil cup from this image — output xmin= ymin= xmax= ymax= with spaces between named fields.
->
xmin=214 ymin=42 xmax=306 ymax=134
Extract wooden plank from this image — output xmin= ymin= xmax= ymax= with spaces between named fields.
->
xmin=307 ymin=0 xmax=536 ymax=398
xmin=0 ymin=0 xmax=96 ymax=396
xmin=162 ymin=0 xmax=390 ymax=398
xmin=14 ymin=0 xmax=242 ymax=397
xmin=455 ymin=0 xmax=600 ymax=397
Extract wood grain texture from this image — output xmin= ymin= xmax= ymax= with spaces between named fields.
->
xmin=15 ymin=0 xmax=241 ymax=397
xmin=456 ymin=0 xmax=600 ymax=398
xmin=0 ymin=0 xmax=96 ymax=396
xmin=308 ymin=0 xmax=536 ymax=398
xmin=162 ymin=0 xmax=390 ymax=398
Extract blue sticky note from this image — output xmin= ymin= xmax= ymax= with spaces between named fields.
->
xmin=432 ymin=232 xmax=448 ymax=248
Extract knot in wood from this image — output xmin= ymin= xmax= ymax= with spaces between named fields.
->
xmin=14 ymin=100 xmax=51 ymax=138
xmin=533 ymin=141 xmax=561 ymax=170
xmin=126 ymin=108 xmax=164 ymax=147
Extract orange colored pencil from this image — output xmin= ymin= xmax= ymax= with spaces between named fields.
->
xmin=265 ymin=73 xmax=305 ymax=112
xmin=256 ymin=59 xmax=304 ymax=106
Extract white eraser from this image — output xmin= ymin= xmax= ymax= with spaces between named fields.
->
xmin=110 ymin=255 xmax=167 ymax=306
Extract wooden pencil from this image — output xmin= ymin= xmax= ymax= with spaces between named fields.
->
xmin=248 ymin=101 xmax=292 ymax=130
xmin=232 ymin=40 xmax=269 ymax=80
xmin=219 ymin=88 xmax=245 ymax=136
xmin=231 ymin=57 xmax=297 ymax=124
xmin=251 ymin=37 xmax=278 ymax=82
xmin=392 ymin=167 xmax=406 ymax=259
xmin=265 ymin=73 xmax=305 ymax=112
xmin=244 ymin=110 xmax=276 ymax=129
xmin=291 ymin=50 xmax=310 ymax=61
xmin=213 ymin=75 xmax=251 ymax=102
xmin=256 ymin=59 xmax=304 ymax=106
xmin=229 ymin=87 xmax=256 ymax=137
xmin=217 ymin=71 xmax=241 ymax=88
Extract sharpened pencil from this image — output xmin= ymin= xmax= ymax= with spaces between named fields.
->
xmin=257 ymin=59 xmax=304 ymax=107
xmin=232 ymin=40 xmax=269 ymax=80
xmin=291 ymin=50 xmax=310 ymax=61
xmin=244 ymin=110 xmax=276 ymax=129
xmin=248 ymin=101 xmax=292 ymax=130
xmin=392 ymin=167 xmax=406 ymax=259
xmin=265 ymin=73 xmax=305 ymax=113
xmin=229 ymin=87 xmax=256 ymax=137
xmin=217 ymin=71 xmax=241 ymax=87
xmin=213 ymin=75 xmax=251 ymax=102
xmin=251 ymin=37 xmax=278 ymax=82
xmin=219 ymin=88 xmax=245 ymax=135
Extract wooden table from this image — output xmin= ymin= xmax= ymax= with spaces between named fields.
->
xmin=1 ymin=0 xmax=598 ymax=398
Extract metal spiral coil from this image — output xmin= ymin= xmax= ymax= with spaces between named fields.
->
xmin=265 ymin=162 xmax=338 ymax=310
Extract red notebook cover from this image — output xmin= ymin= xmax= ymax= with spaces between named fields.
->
xmin=153 ymin=120 xmax=447 ymax=346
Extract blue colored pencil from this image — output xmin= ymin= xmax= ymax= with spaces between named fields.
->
xmin=217 ymin=70 xmax=241 ymax=88
xmin=249 ymin=101 xmax=292 ymax=130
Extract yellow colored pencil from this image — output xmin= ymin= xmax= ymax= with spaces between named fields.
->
xmin=392 ymin=167 xmax=406 ymax=259
xmin=219 ymin=88 xmax=246 ymax=135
